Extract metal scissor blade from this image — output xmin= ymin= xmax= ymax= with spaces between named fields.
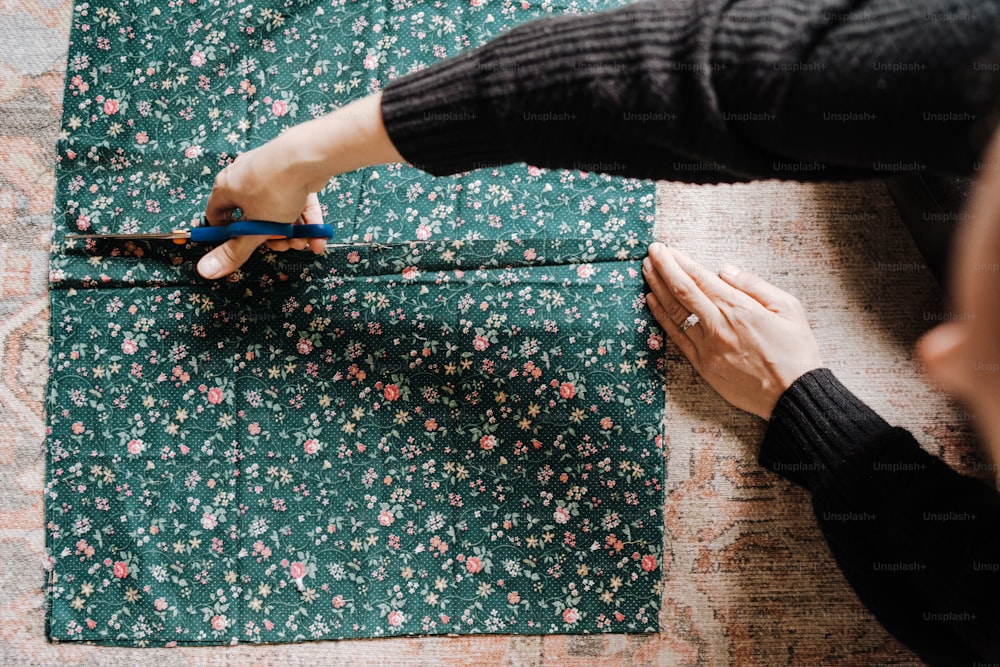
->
xmin=65 ymin=232 xmax=191 ymax=240
xmin=324 ymin=241 xmax=395 ymax=250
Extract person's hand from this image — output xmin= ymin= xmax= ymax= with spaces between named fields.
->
xmin=197 ymin=141 xmax=326 ymax=279
xmin=642 ymin=242 xmax=823 ymax=420
xmin=197 ymin=92 xmax=405 ymax=279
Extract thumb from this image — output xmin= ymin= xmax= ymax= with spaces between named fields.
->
xmin=197 ymin=236 xmax=266 ymax=279
xmin=718 ymin=264 xmax=797 ymax=312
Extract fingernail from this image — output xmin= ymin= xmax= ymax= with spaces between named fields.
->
xmin=641 ymin=257 xmax=651 ymax=272
xmin=721 ymin=264 xmax=740 ymax=278
xmin=198 ymin=255 xmax=223 ymax=279
xmin=648 ymin=242 xmax=667 ymax=257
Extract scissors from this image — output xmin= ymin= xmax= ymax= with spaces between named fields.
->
xmin=65 ymin=220 xmax=336 ymax=245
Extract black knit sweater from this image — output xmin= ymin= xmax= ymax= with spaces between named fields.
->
xmin=377 ymin=1 xmax=1000 ymax=664
xmin=380 ymin=0 xmax=1000 ymax=182
xmin=763 ymin=369 xmax=1000 ymax=665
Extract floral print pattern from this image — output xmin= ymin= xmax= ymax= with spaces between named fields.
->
xmin=46 ymin=0 xmax=663 ymax=645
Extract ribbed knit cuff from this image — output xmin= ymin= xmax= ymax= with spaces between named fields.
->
xmin=759 ymin=368 xmax=893 ymax=490
xmin=380 ymin=46 xmax=516 ymax=176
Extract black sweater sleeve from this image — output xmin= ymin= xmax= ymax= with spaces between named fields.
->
xmin=760 ymin=368 xmax=1000 ymax=666
xmin=379 ymin=0 xmax=1000 ymax=182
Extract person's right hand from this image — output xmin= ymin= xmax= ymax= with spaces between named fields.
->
xmin=196 ymin=91 xmax=405 ymax=280
xmin=196 ymin=140 xmax=327 ymax=280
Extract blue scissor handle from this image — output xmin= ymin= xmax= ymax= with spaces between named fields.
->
xmin=190 ymin=221 xmax=335 ymax=243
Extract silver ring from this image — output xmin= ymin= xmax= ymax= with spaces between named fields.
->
xmin=230 ymin=207 xmax=243 ymax=222
xmin=678 ymin=312 xmax=700 ymax=333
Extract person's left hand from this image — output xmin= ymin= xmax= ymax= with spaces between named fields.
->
xmin=642 ymin=242 xmax=824 ymax=420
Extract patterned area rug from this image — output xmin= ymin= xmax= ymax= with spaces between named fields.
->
xmin=0 ymin=0 xmax=985 ymax=663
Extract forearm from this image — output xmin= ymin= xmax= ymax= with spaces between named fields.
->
xmin=380 ymin=0 xmax=1000 ymax=181
xmin=811 ymin=429 xmax=1000 ymax=664
xmin=281 ymin=92 xmax=404 ymax=193
xmin=761 ymin=370 xmax=1000 ymax=663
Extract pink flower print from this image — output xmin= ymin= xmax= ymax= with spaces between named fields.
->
xmin=526 ymin=165 xmax=541 ymax=176
xmin=206 ymin=387 xmax=224 ymax=404
xmin=184 ymin=145 xmax=202 ymax=159
xmin=200 ymin=513 xmax=217 ymax=529
xmin=289 ymin=561 xmax=306 ymax=580
xmin=562 ymin=607 xmax=580 ymax=624
xmin=559 ymin=382 xmax=576 ymax=399
xmin=154 ymin=597 xmax=168 ymax=611
xmin=112 ymin=561 xmax=128 ymax=578
xmin=189 ymin=51 xmax=206 ymax=67
xmin=465 ymin=556 xmax=482 ymax=573
xmin=135 ymin=131 xmax=149 ymax=144
xmin=103 ymin=99 xmax=119 ymax=115
xmin=126 ymin=439 xmax=145 ymax=455
xmin=424 ymin=418 xmax=438 ymax=431
xmin=303 ymin=438 xmax=320 ymax=455
xmin=479 ymin=434 xmax=496 ymax=451
xmin=252 ymin=540 xmax=272 ymax=559
xmin=641 ymin=554 xmax=658 ymax=572
xmin=332 ymin=595 xmax=346 ymax=608
xmin=248 ymin=422 xmax=262 ymax=435
xmin=271 ymin=99 xmax=288 ymax=117
xmin=576 ymin=263 xmax=595 ymax=279
xmin=121 ymin=338 xmax=138 ymax=355
xmin=401 ymin=266 xmax=419 ymax=280
xmin=296 ymin=338 xmax=313 ymax=354
xmin=647 ymin=332 xmax=662 ymax=350
xmin=71 ymin=421 xmax=85 ymax=434
xmin=383 ymin=384 xmax=400 ymax=401
xmin=507 ymin=591 xmax=521 ymax=604
xmin=553 ymin=506 xmax=570 ymax=524
xmin=473 ymin=335 xmax=490 ymax=351
xmin=363 ymin=54 xmax=379 ymax=70
xmin=387 ymin=610 xmax=404 ymax=627
xmin=210 ymin=615 xmax=227 ymax=631
xmin=415 ymin=223 xmax=432 ymax=240
xmin=378 ymin=509 xmax=394 ymax=526
xmin=600 ymin=417 xmax=614 ymax=430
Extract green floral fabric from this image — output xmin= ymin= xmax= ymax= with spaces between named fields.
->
xmin=45 ymin=0 xmax=664 ymax=645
